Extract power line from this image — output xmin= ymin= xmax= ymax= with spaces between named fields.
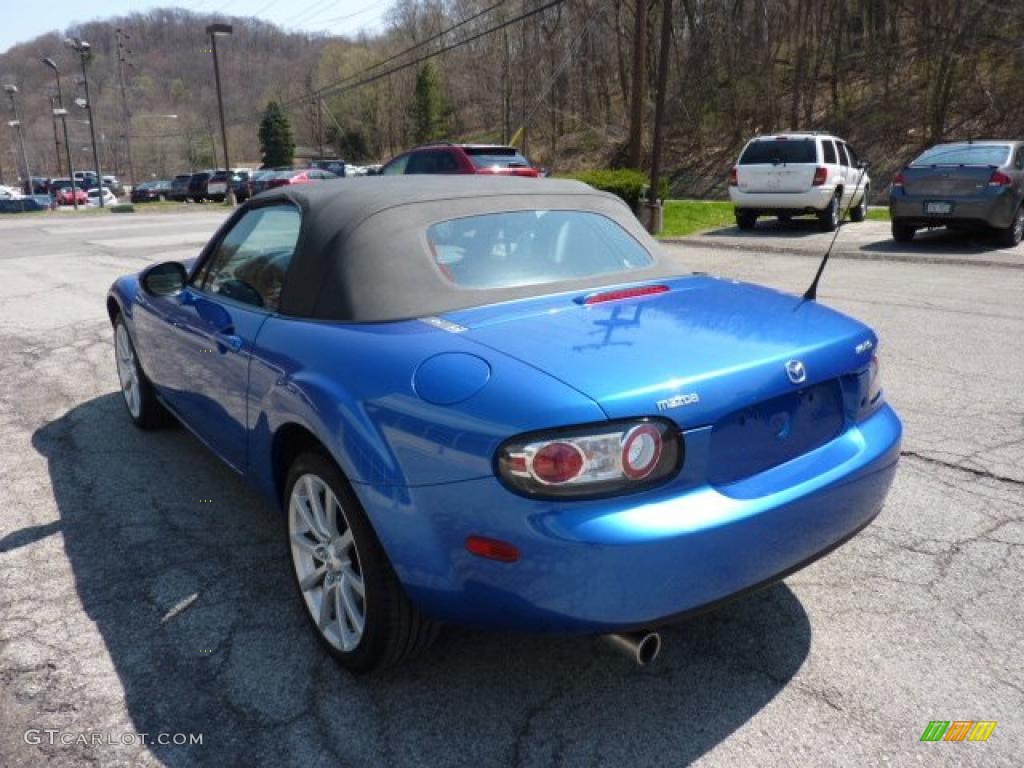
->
xmin=297 ymin=0 xmax=511 ymax=107
xmin=305 ymin=0 xmax=382 ymax=28
xmin=315 ymin=0 xmax=564 ymax=103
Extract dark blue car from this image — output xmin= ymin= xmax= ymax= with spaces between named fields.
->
xmin=107 ymin=177 xmax=901 ymax=671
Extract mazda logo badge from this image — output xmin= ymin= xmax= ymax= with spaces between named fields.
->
xmin=785 ymin=359 xmax=806 ymax=384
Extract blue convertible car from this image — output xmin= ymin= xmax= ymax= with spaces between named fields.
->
xmin=107 ymin=177 xmax=901 ymax=671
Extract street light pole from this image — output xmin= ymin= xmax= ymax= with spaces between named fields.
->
xmin=3 ymin=85 xmax=33 ymax=196
xmin=42 ymin=57 xmax=78 ymax=210
xmin=206 ymin=23 xmax=235 ymax=206
xmin=66 ymin=38 xmax=105 ymax=207
xmin=48 ymin=95 xmax=62 ymax=176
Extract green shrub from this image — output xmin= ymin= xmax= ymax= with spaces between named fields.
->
xmin=559 ymin=169 xmax=669 ymax=209
xmin=110 ymin=203 xmax=135 ymax=214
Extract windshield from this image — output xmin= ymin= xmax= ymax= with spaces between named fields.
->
xmin=739 ymin=138 xmax=817 ymax=165
xmin=911 ymin=144 xmax=1011 ymax=167
xmin=427 ymin=210 xmax=653 ymax=289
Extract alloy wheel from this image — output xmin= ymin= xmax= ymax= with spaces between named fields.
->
xmin=114 ymin=323 xmax=141 ymax=419
xmin=289 ymin=473 xmax=367 ymax=652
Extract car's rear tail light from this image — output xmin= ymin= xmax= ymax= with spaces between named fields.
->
xmin=581 ymin=285 xmax=669 ymax=305
xmin=892 ymin=171 xmax=905 ymax=189
xmin=621 ymin=424 xmax=663 ymax=480
xmin=988 ymin=170 xmax=1012 ymax=186
xmin=812 ymin=167 xmax=828 ymax=186
xmin=497 ymin=418 xmax=682 ymax=499
xmin=728 ymin=166 xmax=738 ymax=186
xmin=532 ymin=441 xmax=585 ymax=484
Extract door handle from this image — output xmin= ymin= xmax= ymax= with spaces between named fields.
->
xmin=214 ymin=331 xmax=243 ymax=353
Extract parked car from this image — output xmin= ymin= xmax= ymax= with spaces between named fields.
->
xmin=131 ymin=180 xmax=172 ymax=203
xmin=229 ymin=171 xmax=253 ymax=202
xmin=263 ymin=168 xmax=338 ymax=190
xmin=102 ymin=175 xmax=125 ymax=196
xmin=206 ymin=169 xmax=252 ymax=202
xmin=187 ymin=171 xmax=213 ymax=203
xmin=86 ymin=188 xmax=118 ymax=207
xmin=889 ymin=140 xmax=1024 ymax=246
xmin=168 ymin=174 xmax=192 ymax=202
xmin=50 ymin=178 xmax=88 ymax=206
xmin=28 ymin=176 xmax=51 ymax=195
xmin=728 ymin=132 xmax=871 ymax=231
xmin=107 ymin=176 xmax=901 ymax=671
xmin=246 ymin=169 xmax=279 ymax=197
xmin=380 ymin=143 xmax=539 ymax=178
xmin=0 ymin=195 xmax=52 ymax=213
xmin=310 ymin=159 xmax=346 ymax=177
xmin=0 ymin=184 xmax=18 ymax=199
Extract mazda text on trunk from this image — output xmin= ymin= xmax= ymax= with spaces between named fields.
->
xmin=107 ymin=177 xmax=901 ymax=671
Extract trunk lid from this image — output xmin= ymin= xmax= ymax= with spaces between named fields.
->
xmin=736 ymin=163 xmax=818 ymax=194
xmin=902 ymin=165 xmax=993 ymax=197
xmin=445 ymin=276 xmax=875 ymax=430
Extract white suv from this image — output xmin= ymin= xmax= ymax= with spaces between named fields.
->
xmin=728 ymin=132 xmax=871 ymax=231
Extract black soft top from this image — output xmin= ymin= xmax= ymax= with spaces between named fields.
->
xmin=227 ymin=176 xmax=673 ymax=323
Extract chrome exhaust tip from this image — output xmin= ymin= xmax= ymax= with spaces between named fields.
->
xmin=603 ymin=631 xmax=662 ymax=666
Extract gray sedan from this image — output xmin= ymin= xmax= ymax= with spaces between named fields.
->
xmin=889 ymin=140 xmax=1024 ymax=246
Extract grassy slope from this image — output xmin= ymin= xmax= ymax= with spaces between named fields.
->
xmin=658 ymin=200 xmax=890 ymax=237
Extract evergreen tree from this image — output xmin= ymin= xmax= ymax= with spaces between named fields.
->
xmin=410 ymin=62 xmax=446 ymax=143
xmin=259 ymin=101 xmax=295 ymax=168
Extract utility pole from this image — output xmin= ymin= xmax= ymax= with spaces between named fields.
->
xmin=646 ymin=0 xmax=673 ymax=234
xmin=42 ymin=57 xmax=78 ymax=210
xmin=66 ymin=38 xmax=105 ymax=207
xmin=206 ymin=23 xmax=235 ymax=205
xmin=3 ymin=85 xmax=33 ymax=196
xmin=115 ymin=28 xmax=136 ymax=188
xmin=48 ymin=95 xmax=63 ymax=176
xmin=627 ymin=0 xmax=648 ymax=169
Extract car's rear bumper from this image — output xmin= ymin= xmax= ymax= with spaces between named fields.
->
xmin=357 ymin=404 xmax=902 ymax=632
xmin=890 ymin=188 xmax=1017 ymax=229
xmin=728 ymin=187 xmax=835 ymax=212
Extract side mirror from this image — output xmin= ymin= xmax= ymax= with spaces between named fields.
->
xmin=857 ymin=160 xmax=870 ymax=170
xmin=140 ymin=261 xmax=187 ymax=296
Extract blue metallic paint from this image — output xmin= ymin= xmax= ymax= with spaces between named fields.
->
xmin=108 ymin=268 xmax=901 ymax=633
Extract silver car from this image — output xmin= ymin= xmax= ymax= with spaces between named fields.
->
xmin=889 ymin=140 xmax=1024 ymax=246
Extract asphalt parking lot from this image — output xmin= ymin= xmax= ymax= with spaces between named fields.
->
xmin=1 ymin=210 xmax=1021 ymax=767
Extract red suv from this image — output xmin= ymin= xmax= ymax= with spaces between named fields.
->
xmin=379 ymin=143 xmax=538 ymax=177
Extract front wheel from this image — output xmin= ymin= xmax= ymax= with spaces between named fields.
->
xmin=995 ymin=205 xmax=1024 ymax=248
xmin=113 ymin=317 xmax=170 ymax=429
xmin=286 ymin=452 xmax=439 ymax=673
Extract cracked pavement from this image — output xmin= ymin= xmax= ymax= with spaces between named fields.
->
xmin=0 ymin=210 xmax=1021 ymax=767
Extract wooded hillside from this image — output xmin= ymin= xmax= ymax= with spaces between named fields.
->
xmin=1 ymin=1 xmax=1021 ymax=199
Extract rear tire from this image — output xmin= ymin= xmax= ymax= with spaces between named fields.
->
xmin=995 ymin=205 xmax=1024 ymax=248
xmin=892 ymin=220 xmax=916 ymax=243
xmin=285 ymin=451 xmax=439 ymax=673
xmin=736 ymin=210 xmax=757 ymax=230
xmin=818 ymin=192 xmax=841 ymax=232
xmin=849 ymin=186 xmax=869 ymax=222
